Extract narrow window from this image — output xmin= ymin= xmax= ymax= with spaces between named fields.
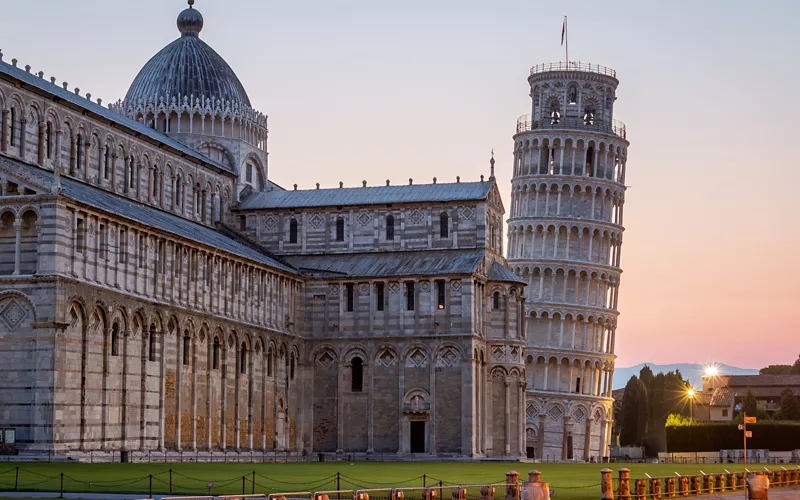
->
xmin=138 ymin=234 xmax=146 ymax=268
xmin=110 ymin=323 xmax=119 ymax=356
xmin=289 ymin=218 xmax=298 ymax=243
xmin=386 ymin=214 xmax=395 ymax=241
xmin=152 ymin=168 xmax=159 ymax=198
xmin=290 ymin=353 xmax=295 ymax=380
xmin=119 ymin=229 xmax=127 ymax=264
xmin=240 ymin=215 xmax=247 ymax=231
xmin=267 ymin=349 xmax=273 ymax=377
xmin=246 ymin=163 xmax=253 ymax=183
xmin=212 ymin=339 xmax=220 ymax=369
xmin=182 ymin=334 xmax=191 ymax=366
xmin=406 ymin=282 xmax=415 ymax=311
xmin=129 ymin=159 xmax=136 ymax=189
xmin=336 ymin=216 xmax=345 ymax=242
xmin=376 ymin=283 xmax=385 ymax=311
xmin=550 ymin=103 xmax=561 ymax=124
xmin=440 ymin=212 xmax=449 ymax=238
xmin=493 ymin=291 xmax=501 ymax=310
xmin=586 ymin=146 xmax=595 ymax=177
xmin=437 ymin=280 xmax=446 ymax=310
xmin=148 ymin=328 xmax=157 ymax=362
xmin=175 ymin=175 xmax=182 ymax=207
xmin=568 ymin=85 xmax=578 ymax=104
xmin=575 ymin=377 xmax=581 ymax=393
xmin=76 ymin=135 xmax=83 ymax=171
xmin=104 ymin=147 xmax=110 ymax=179
xmin=99 ymin=224 xmax=106 ymax=259
xmin=45 ymin=122 xmax=52 ymax=159
xmin=345 ymin=283 xmax=354 ymax=312
xmin=351 ymin=357 xmax=363 ymax=392
xmin=240 ymin=342 xmax=247 ymax=374
xmin=75 ymin=218 xmax=85 ymax=253
xmin=9 ymin=108 xmax=15 ymax=146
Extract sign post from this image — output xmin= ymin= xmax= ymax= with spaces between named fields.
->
xmin=743 ymin=413 xmax=756 ymax=468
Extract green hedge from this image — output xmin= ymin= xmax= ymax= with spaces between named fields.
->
xmin=666 ymin=422 xmax=800 ymax=452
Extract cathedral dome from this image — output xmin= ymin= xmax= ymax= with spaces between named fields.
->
xmin=124 ymin=1 xmax=251 ymax=108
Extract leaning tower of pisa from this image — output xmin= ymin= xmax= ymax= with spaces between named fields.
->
xmin=506 ymin=62 xmax=629 ymax=461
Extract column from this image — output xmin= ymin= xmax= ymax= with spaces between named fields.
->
xmin=159 ymin=328 xmax=166 ymax=451
xmin=176 ymin=334 xmax=183 ymax=451
xmin=562 ymin=416 xmax=571 ymax=460
xmin=367 ymin=359 xmax=374 ymax=453
xmin=191 ymin=337 xmax=198 ymax=451
xmin=234 ymin=342 xmax=241 ymax=450
xmin=518 ymin=381 xmax=525 ymax=457
xmin=12 ymin=219 xmax=22 ymax=275
xmin=537 ymin=414 xmax=546 ymax=460
xmin=336 ymin=361 xmax=344 ymax=453
xmin=584 ymin=418 xmax=593 ymax=460
xmin=504 ymin=380 xmax=511 ymax=455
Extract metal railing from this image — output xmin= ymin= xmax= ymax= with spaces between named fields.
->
xmin=530 ymin=61 xmax=617 ymax=78
xmin=516 ymin=114 xmax=627 ymax=139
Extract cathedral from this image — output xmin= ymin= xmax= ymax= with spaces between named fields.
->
xmin=0 ymin=1 xmax=626 ymax=460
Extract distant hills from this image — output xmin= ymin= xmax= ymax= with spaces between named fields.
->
xmin=612 ymin=363 xmax=759 ymax=390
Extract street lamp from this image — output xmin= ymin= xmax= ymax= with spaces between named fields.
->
xmin=687 ymin=388 xmax=695 ymax=422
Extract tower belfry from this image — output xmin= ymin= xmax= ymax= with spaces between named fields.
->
xmin=506 ymin=61 xmax=629 ymax=460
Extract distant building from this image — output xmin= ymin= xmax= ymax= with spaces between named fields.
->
xmin=701 ymin=374 xmax=800 ymax=421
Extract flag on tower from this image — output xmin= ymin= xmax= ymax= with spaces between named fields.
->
xmin=561 ymin=16 xmax=566 ymax=46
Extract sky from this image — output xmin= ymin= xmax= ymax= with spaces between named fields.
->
xmin=4 ymin=0 xmax=799 ymax=369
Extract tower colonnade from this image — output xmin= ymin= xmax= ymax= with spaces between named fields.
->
xmin=508 ymin=61 xmax=630 ymax=461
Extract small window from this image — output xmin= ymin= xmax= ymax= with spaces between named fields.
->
xmin=152 ymin=167 xmax=159 ymax=198
xmin=376 ymin=283 xmax=385 ymax=311
xmin=148 ymin=328 xmax=157 ymax=362
xmin=175 ymin=176 xmax=183 ymax=207
xmin=290 ymin=353 xmax=296 ymax=380
xmin=240 ymin=342 xmax=247 ymax=374
xmin=138 ymin=234 xmax=146 ymax=268
xmin=267 ymin=349 xmax=273 ymax=377
xmin=351 ymin=357 xmax=363 ymax=392
xmin=212 ymin=339 xmax=220 ymax=369
xmin=386 ymin=215 xmax=395 ymax=241
xmin=110 ymin=323 xmax=119 ymax=357
xmin=289 ymin=218 xmax=298 ymax=244
xmin=406 ymin=282 xmax=415 ymax=311
xmin=104 ymin=147 xmax=111 ymax=179
xmin=437 ymin=280 xmax=446 ymax=310
xmin=722 ymin=409 xmax=728 ymax=417
xmin=493 ymin=291 xmax=501 ymax=310
xmin=336 ymin=216 xmax=345 ymax=242
xmin=440 ymin=212 xmax=449 ymax=238
xmin=575 ymin=377 xmax=581 ymax=393
xmin=9 ymin=108 xmax=15 ymax=146
xmin=240 ymin=215 xmax=247 ymax=231
xmin=345 ymin=284 xmax=354 ymax=312
xmin=76 ymin=135 xmax=83 ymax=171
xmin=583 ymin=109 xmax=595 ymax=125
xmin=550 ymin=104 xmax=561 ymax=124
xmin=568 ymin=85 xmax=578 ymax=104
xmin=119 ymin=229 xmax=127 ymax=264
xmin=129 ymin=159 xmax=136 ymax=189
xmin=45 ymin=122 xmax=53 ymax=159
xmin=75 ymin=218 xmax=85 ymax=254
xmin=98 ymin=224 xmax=107 ymax=259
xmin=182 ymin=334 xmax=191 ymax=366
xmin=246 ymin=163 xmax=253 ymax=183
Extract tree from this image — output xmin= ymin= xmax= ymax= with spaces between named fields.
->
xmin=792 ymin=355 xmax=800 ymax=374
xmin=620 ymin=376 xmax=647 ymax=447
xmin=742 ymin=387 xmax=759 ymax=416
xmin=665 ymin=413 xmax=692 ymax=427
xmin=776 ymin=388 xmax=800 ymax=421
xmin=760 ymin=365 xmax=792 ymax=375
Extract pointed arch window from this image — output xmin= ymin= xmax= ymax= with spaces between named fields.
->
xmin=129 ymin=158 xmax=136 ymax=190
xmin=152 ymin=166 xmax=160 ymax=198
xmin=212 ymin=338 xmax=221 ymax=369
xmin=351 ymin=357 xmax=363 ymax=392
xmin=175 ymin=175 xmax=183 ymax=207
xmin=240 ymin=342 xmax=248 ymax=374
xmin=583 ymin=108 xmax=595 ymax=125
xmin=550 ymin=102 xmax=561 ymax=124
xmin=104 ymin=146 xmax=111 ymax=179
xmin=267 ymin=348 xmax=273 ymax=377
xmin=290 ymin=352 xmax=296 ymax=380
xmin=439 ymin=212 xmax=449 ymax=238
xmin=386 ymin=214 xmax=395 ymax=241
xmin=9 ymin=108 xmax=16 ymax=146
xmin=76 ymin=135 xmax=84 ymax=172
xmin=289 ymin=218 xmax=298 ymax=244
xmin=45 ymin=122 xmax=53 ymax=159
xmin=182 ymin=333 xmax=191 ymax=366
xmin=568 ymin=85 xmax=578 ymax=104
xmin=493 ymin=291 xmax=501 ymax=310
xmin=148 ymin=325 xmax=157 ymax=362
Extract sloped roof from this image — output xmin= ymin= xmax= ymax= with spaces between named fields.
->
xmin=237 ymin=181 xmax=494 ymax=210
xmin=710 ymin=387 xmax=733 ymax=407
xmin=0 ymin=58 xmax=233 ymax=174
xmin=724 ymin=374 xmax=800 ymax=388
xmin=0 ymin=157 xmax=296 ymax=274
xmin=489 ymin=260 xmax=526 ymax=284
xmin=284 ymin=249 xmax=486 ymax=278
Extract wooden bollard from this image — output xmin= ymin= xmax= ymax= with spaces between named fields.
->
xmin=690 ymin=476 xmax=701 ymax=496
xmin=678 ymin=476 xmax=689 ymax=497
xmin=634 ymin=479 xmax=646 ymax=499
xmin=315 ymin=494 xmax=329 ymax=500
xmin=424 ymin=488 xmax=438 ymax=500
xmin=618 ymin=468 xmax=631 ymax=500
xmin=726 ymin=473 xmax=735 ymax=490
xmin=358 ymin=494 xmax=370 ymax=500
xmin=528 ymin=471 xmax=542 ymax=484
xmin=451 ymin=488 xmax=466 ymax=500
xmin=601 ymin=469 xmax=614 ymax=500
xmin=664 ymin=477 xmax=675 ymax=498
xmin=704 ymin=475 xmax=715 ymax=493
xmin=480 ymin=486 xmax=494 ymax=500
xmin=715 ymin=474 xmax=725 ymax=492
xmin=505 ymin=471 xmax=519 ymax=500
xmin=649 ymin=478 xmax=662 ymax=500
xmin=791 ymin=469 xmax=799 ymax=486
xmin=392 ymin=490 xmax=406 ymax=500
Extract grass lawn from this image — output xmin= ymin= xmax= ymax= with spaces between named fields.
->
xmin=0 ymin=462 xmax=748 ymax=500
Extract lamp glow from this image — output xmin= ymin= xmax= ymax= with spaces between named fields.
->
xmin=704 ymin=365 xmax=719 ymax=377
xmin=687 ymin=389 xmax=695 ymax=398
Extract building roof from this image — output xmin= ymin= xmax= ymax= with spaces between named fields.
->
xmin=124 ymin=4 xmax=251 ymax=108
xmin=283 ymin=249 xmax=488 ymax=279
xmin=489 ymin=261 xmax=527 ymax=284
xmin=0 ymin=56 xmax=233 ymax=175
xmin=723 ymin=374 xmax=800 ymax=388
xmin=0 ymin=158 xmax=296 ymax=275
xmin=237 ymin=181 xmax=495 ymax=210
xmin=710 ymin=387 xmax=733 ymax=407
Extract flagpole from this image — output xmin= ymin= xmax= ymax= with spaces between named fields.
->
xmin=565 ymin=16 xmax=569 ymax=64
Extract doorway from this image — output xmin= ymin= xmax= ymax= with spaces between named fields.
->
xmin=526 ymin=446 xmax=535 ymax=459
xmin=566 ymin=435 xmax=574 ymax=460
xmin=410 ymin=421 xmax=425 ymax=453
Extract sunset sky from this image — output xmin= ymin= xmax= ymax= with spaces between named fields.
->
xmin=5 ymin=0 xmax=798 ymax=369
